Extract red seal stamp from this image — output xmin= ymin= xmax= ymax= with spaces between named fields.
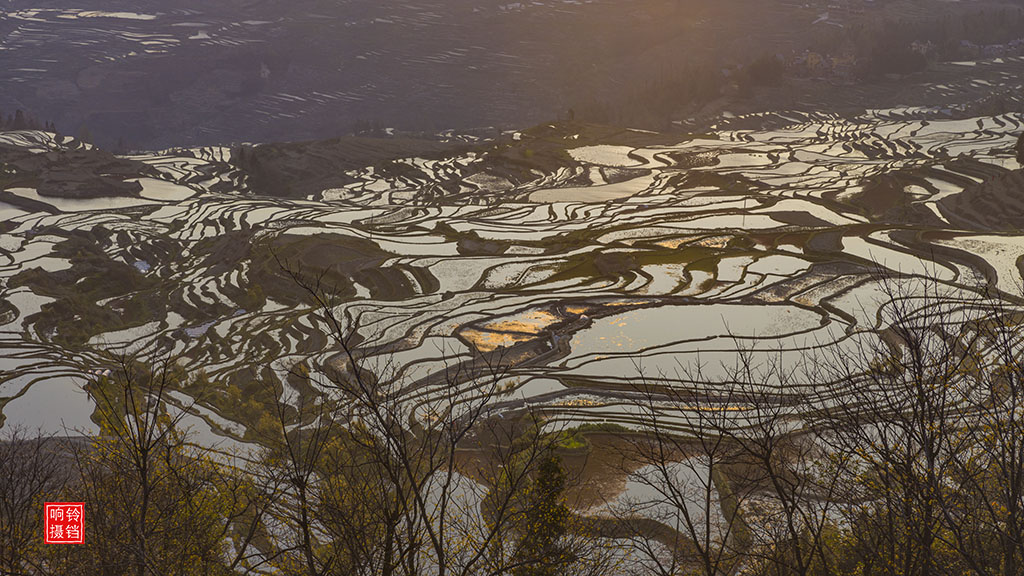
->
xmin=44 ymin=503 xmax=84 ymax=544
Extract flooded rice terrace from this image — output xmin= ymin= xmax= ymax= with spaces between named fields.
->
xmin=1 ymin=62 xmax=1023 ymax=444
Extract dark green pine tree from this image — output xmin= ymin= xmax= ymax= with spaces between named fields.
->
xmin=11 ymin=110 xmax=27 ymax=130
xmin=513 ymin=454 xmax=571 ymax=576
xmin=1016 ymin=131 xmax=1024 ymax=166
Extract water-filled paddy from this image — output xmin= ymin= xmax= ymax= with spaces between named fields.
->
xmin=1 ymin=99 xmax=1023 ymax=437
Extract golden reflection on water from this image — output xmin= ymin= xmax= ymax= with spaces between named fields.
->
xmin=605 ymin=299 xmax=655 ymax=307
xmin=694 ymin=235 xmax=732 ymax=249
xmin=459 ymin=329 xmax=533 ymax=353
xmin=480 ymin=309 xmax=559 ymax=334
xmin=463 ymin=301 xmax=658 ymax=354
xmin=572 ymin=314 xmax=641 ymax=350
xmin=655 ymin=237 xmax=691 ymax=250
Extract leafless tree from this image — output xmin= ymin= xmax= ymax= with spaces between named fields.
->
xmin=0 ymin=427 xmax=68 ymax=576
xmin=818 ymin=277 xmax=988 ymax=576
xmin=44 ymin=354 xmax=268 ymax=576
xmin=715 ymin=361 xmax=847 ymax=576
xmin=925 ymin=294 xmax=1024 ymax=576
xmin=617 ymin=364 xmax=749 ymax=576
xmin=256 ymin=265 xmax=605 ymax=576
xmin=623 ymin=344 xmax=850 ymax=576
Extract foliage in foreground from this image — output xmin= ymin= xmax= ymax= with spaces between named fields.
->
xmin=3 ymin=278 xmax=1024 ymax=575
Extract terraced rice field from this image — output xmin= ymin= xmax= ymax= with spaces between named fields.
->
xmin=1 ymin=60 xmax=1023 ymax=446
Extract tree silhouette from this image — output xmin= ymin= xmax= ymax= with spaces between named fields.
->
xmin=512 ymin=454 xmax=571 ymax=576
xmin=0 ymin=428 xmax=68 ymax=575
xmin=11 ymin=110 xmax=27 ymax=131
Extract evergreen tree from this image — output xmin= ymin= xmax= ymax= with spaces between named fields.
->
xmin=11 ymin=110 xmax=27 ymax=130
xmin=513 ymin=454 xmax=571 ymax=576
xmin=232 ymin=145 xmax=248 ymax=170
xmin=1017 ymin=132 xmax=1024 ymax=166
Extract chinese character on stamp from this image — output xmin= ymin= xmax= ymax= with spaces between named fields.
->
xmin=44 ymin=503 xmax=84 ymax=545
